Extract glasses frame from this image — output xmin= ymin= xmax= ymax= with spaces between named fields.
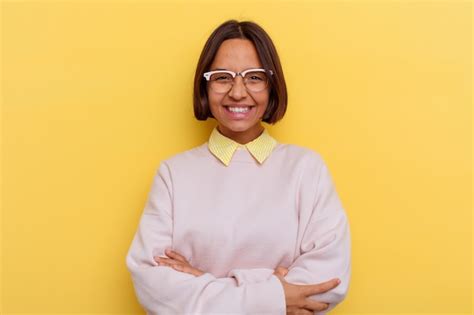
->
xmin=203 ymin=68 xmax=273 ymax=93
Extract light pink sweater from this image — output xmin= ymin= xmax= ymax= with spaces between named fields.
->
xmin=126 ymin=142 xmax=351 ymax=314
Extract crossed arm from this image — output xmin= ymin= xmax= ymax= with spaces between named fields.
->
xmin=126 ymin=155 xmax=351 ymax=314
xmin=155 ymin=248 xmax=341 ymax=314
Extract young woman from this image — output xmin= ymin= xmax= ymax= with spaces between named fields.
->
xmin=126 ymin=20 xmax=351 ymax=315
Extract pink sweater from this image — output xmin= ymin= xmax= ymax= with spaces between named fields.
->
xmin=126 ymin=142 xmax=351 ymax=314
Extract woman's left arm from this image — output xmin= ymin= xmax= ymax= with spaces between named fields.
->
xmin=284 ymin=152 xmax=351 ymax=314
xmin=157 ymin=152 xmax=351 ymax=315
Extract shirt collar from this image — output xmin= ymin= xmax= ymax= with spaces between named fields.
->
xmin=208 ymin=126 xmax=277 ymax=166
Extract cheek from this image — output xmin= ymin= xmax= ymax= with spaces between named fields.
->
xmin=207 ymin=92 xmax=224 ymax=117
xmin=207 ymin=90 xmax=221 ymax=107
xmin=256 ymin=93 xmax=270 ymax=110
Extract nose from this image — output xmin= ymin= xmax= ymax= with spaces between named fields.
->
xmin=227 ymin=76 xmax=248 ymax=100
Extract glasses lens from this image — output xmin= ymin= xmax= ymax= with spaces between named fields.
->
xmin=244 ymin=71 xmax=269 ymax=92
xmin=209 ymin=72 xmax=233 ymax=93
xmin=207 ymin=70 xmax=270 ymax=93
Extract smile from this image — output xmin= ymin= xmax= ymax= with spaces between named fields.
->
xmin=223 ymin=106 xmax=255 ymax=119
xmin=227 ymin=106 xmax=251 ymax=113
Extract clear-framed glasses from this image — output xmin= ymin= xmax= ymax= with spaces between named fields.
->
xmin=203 ymin=68 xmax=273 ymax=93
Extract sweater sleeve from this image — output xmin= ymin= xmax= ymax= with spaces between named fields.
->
xmin=125 ymin=162 xmax=286 ymax=315
xmin=227 ymin=268 xmax=277 ymax=285
xmin=284 ymin=153 xmax=351 ymax=315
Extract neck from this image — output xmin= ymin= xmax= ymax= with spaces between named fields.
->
xmin=217 ymin=124 xmax=264 ymax=144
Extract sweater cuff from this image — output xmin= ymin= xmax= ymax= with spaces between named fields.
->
xmin=227 ymin=268 xmax=275 ymax=286
xmin=245 ymin=274 xmax=286 ymax=314
xmin=195 ymin=272 xmax=286 ymax=314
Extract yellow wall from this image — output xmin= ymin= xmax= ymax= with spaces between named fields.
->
xmin=1 ymin=0 xmax=472 ymax=314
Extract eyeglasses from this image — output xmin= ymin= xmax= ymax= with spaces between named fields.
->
xmin=203 ymin=68 xmax=273 ymax=93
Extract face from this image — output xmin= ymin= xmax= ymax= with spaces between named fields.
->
xmin=207 ymin=38 xmax=270 ymax=144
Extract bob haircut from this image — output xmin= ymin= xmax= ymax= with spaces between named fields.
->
xmin=193 ymin=20 xmax=287 ymax=124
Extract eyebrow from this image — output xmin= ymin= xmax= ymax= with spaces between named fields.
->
xmin=212 ymin=68 xmax=227 ymax=71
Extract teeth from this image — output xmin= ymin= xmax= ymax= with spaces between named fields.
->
xmin=228 ymin=106 xmax=250 ymax=113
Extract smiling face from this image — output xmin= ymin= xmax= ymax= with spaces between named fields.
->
xmin=207 ymin=38 xmax=270 ymax=144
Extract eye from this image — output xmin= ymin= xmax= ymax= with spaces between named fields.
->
xmin=249 ymin=75 xmax=263 ymax=81
xmin=211 ymin=73 xmax=232 ymax=81
xmin=246 ymin=72 xmax=266 ymax=82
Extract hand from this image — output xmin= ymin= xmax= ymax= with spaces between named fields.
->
xmin=273 ymin=266 xmax=339 ymax=314
xmin=154 ymin=249 xmax=205 ymax=277
xmin=274 ymin=267 xmax=311 ymax=314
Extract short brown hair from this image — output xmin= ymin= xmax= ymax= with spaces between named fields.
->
xmin=193 ymin=20 xmax=287 ymax=124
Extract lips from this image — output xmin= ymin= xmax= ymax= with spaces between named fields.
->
xmin=227 ymin=106 xmax=250 ymax=113
xmin=223 ymin=105 xmax=255 ymax=119
xmin=224 ymin=105 xmax=255 ymax=109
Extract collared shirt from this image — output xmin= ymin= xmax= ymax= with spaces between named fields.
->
xmin=208 ymin=126 xmax=277 ymax=166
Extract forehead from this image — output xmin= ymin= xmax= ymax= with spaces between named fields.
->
xmin=210 ymin=38 xmax=263 ymax=70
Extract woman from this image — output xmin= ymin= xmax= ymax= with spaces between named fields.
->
xmin=126 ymin=20 xmax=351 ymax=315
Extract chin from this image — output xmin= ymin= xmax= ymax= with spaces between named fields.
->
xmin=222 ymin=122 xmax=256 ymax=133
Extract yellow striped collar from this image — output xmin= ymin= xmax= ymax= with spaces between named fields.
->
xmin=208 ymin=126 xmax=277 ymax=166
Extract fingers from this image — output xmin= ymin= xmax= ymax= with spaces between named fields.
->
xmin=171 ymin=263 xmax=194 ymax=275
xmin=273 ymin=268 xmax=283 ymax=277
xmin=288 ymin=278 xmax=338 ymax=312
xmin=164 ymin=248 xmax=188 ymax=263
xmin=165 ymin=262 xmax=195 ymax=275
xmin=287 ymin=306 xmax=315 ymax=315
xmin=154 ymin=256 xmax=204 ymax=277
xmin=155 ymin=256 xmax=178 ymax=266
xmin=300 ymin=300 xmax=329 ymax=312
xmin=301 ymin=278 xmax=340 ymax=296
xmin=274 ymin=266 xmax=289 ymax=277
xmin=155 ymin=258 xmax=198 ymax=276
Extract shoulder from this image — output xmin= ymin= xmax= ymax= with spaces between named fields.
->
xmin=276 ymin=144 xmax=336 ymax=190
xmin=158 ymin=143 xmax=209 ymax=170
xmin=273 ymin=142 xmax=326 ymax=168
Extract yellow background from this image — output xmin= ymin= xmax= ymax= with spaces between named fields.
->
xmin=1 ymin=0 xmax=472 ymax=314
